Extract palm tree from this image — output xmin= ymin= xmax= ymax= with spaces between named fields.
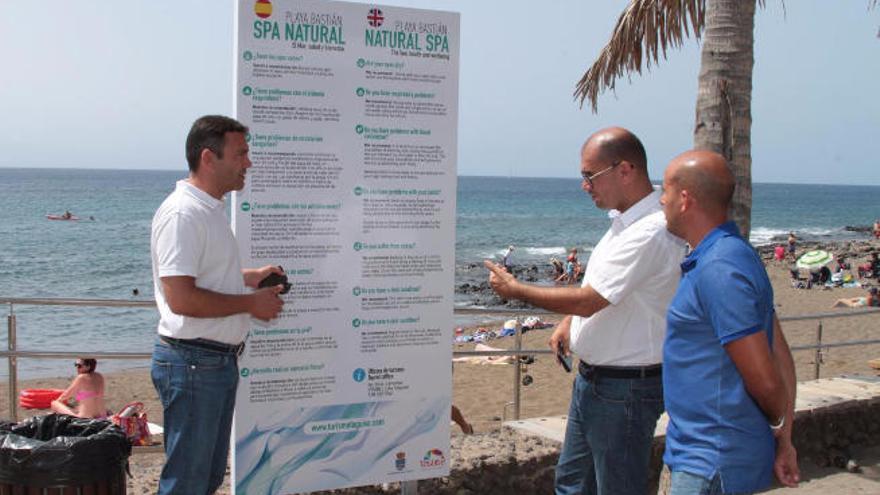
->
xmin=575 ymin=0 xmax=756 ymax=235
xmin=575 ymin=0 xmax=875 ymax=238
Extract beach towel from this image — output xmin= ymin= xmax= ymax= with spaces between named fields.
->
xmin=452 ymin=343 xmax=515 ymax=365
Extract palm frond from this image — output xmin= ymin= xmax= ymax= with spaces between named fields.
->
xmin=575 ymin=0 xmax=707 ymax=112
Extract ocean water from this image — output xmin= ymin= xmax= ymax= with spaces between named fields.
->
xmin=1 ymin=168 xmax=878 ymax=378
xmin=458 ymin=178 xmax=880 ymax=264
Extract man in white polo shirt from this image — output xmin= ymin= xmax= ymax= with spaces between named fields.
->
xmin=150 ymin=115 xmax=285 ymax=495
xmin=484 ymin=127 xmax=686 ymax=495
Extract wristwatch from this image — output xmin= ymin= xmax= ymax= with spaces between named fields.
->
xmin=769 ymin=414 xmax=785 ymax=432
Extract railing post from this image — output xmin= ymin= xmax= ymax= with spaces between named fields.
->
xmin=512 ymin=318 xmax=522 ymax=421
xmin=8 ymin=304 xmax=18 ymax=421
xmin=814 ymin=320 xmax=823 ymax=380
xmin=400 ymin=479 xmax=418 ymax=494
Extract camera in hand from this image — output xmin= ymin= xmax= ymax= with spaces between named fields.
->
xmin=258 ymin=268 xmax=292 ymax=295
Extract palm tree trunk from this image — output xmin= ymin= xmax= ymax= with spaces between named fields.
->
xmin=693 ymin=0 xmax=756 ymax=238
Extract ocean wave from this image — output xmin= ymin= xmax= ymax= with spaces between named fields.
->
xmin=478 ymin=245 xmax=593 ymax=260
xmin=523 ymin=246 xmax=568 ymax=256
xmin=750 ymin=228 xmax=791 ymax=246
xmin=750 ymin=226 xmax=849 ymax=246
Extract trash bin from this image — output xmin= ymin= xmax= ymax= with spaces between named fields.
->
xmin=0 ymin=414 xmax=131 ymax=494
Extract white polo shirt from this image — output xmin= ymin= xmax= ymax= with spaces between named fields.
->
xmin=151 ymin=180 xmax=249 ymax=345
xmin=570 ymin=189 xmax=686 ymax=366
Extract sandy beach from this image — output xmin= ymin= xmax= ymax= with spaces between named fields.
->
xmin=1 ymin=239 xmax=878 ymax=493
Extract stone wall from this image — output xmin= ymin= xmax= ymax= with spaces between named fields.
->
xmin=319 ymin=399 xmax=880 ymax=495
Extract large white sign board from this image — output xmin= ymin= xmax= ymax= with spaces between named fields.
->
xmin=232 ymin=0 xmax=459 ymax=493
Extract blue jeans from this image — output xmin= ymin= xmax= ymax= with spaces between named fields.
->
xmin=151 ymin=339 xmax=239 ymax=495
xmin=669 ymin=471 xmax=735 ymax=495
xmin=554 ymin=371 xmax=664 ymax=495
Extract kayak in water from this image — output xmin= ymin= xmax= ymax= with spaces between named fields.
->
xmin=47 ymin=213 xmax=79 ymax=221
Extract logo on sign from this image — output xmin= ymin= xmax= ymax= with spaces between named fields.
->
xmin=353 ymin=368 xmax=366 ymax=382
xmin=254 ymin=0 xmax=272 ymax=19
xmin=395 ymin=451 xmax=406 ymax=471
xmin=419 ymin=448 xmax=445 ymax=468
xmin=367 ymin=8 xmax=384 ymax=27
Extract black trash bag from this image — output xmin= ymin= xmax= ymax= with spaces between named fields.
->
xmin=0 ymin=414 xmax=131 ymax=486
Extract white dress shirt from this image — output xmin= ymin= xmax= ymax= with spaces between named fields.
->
xmin=570 ymin=189 xmax=687 ymax=366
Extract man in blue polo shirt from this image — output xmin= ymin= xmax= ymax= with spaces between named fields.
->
xmin=659 ymin=150 xmax=799 ymax=494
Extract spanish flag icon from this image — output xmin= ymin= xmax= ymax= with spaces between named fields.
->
xmin=254 ymin=0 xmax=272 ymax=19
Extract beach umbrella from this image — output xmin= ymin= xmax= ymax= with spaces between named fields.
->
xmin=797 ymin=250 xmax=834 ymax=271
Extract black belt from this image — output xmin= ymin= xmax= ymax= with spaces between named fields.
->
xmin=160 ymin=335 xmax=245 ymax=356
xmin=578 ymin=360 xmax=661 ymax=380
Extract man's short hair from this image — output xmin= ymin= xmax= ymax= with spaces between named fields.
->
xmin=595 ymin=130 xmax=648 ymax=172
xmin=185 ymin=115 xmax=248 ymax=172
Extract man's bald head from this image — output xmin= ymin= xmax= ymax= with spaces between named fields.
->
xmin=666 ymin=150 xmax=734 ymax=214
xmin=582 ymin=127 xmax=648 ymax=173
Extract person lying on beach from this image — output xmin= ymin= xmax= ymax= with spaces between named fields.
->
xmin=832 ymin=287 xmax=880 ymax=308
xmin=51 ymin=358 xmax=108 ymax=419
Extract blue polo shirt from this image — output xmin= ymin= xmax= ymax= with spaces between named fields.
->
xmin=663 ymin=221 xmax=776 ymax=493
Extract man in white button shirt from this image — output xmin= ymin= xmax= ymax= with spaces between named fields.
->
xmin=150 ymin=115 xmax=285 ymax=495
xmin=485 ymin=127 xmax=686 ymax=495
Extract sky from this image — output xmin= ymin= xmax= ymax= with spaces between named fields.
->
xmin=0 ymin=1 xmax=877 ymax=184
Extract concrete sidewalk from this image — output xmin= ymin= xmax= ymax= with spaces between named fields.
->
xmin=764 ymin=444 xmax=880 ymax=494
xmin=505 ymin=376 xmax=880 ymax=494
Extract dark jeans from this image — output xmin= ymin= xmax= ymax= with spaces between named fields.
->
xmin=554 ymin=370 xmax=664 ymax=495
xmin=151 ymin=338 xmax=239 ymax=495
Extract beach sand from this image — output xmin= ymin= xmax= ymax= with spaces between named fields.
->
xmin=1 ymin=241 xmax=878 ymax=493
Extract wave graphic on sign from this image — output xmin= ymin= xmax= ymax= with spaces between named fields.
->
xmin=235 ymin=397 xmax=448 ymax=494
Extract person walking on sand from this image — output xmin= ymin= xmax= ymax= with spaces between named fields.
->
xmin=660 ymin=150 xmax=799 ymax=493
xmin=150 ymin=115 xmax=285 ymax=495
xmin=484 ymin=127 xmax=686 ymax=495
xmin=787 ymin=231 xmax=797 ymax=260
xmin=51 ymin=358 xmax=108 ymax=419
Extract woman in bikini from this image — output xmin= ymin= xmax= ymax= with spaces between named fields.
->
xmin=51 ymin=358 xmax=108 ymax=418
xmin=833 ymin=287 xmax=880 ymax=308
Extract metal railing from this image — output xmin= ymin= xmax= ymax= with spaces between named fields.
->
xmin=3 ymin=297 xmax=879 ymax=428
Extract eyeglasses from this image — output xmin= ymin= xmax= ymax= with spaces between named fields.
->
xmin=581 ymin=161 xmax=621 ymax=187
xmin=74 ymin=362 xmax=84 ymax=368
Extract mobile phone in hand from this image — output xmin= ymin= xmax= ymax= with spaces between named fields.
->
xmin=556 ymin=345 xmax=572 ymax=373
